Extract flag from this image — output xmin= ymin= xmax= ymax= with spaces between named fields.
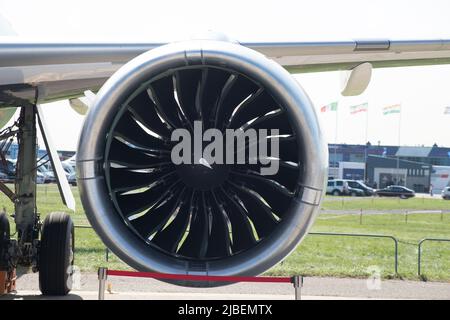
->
xmin=383 ymin=104 xmax=401 ymax=115
xmin=444 ymin=106 xmax=450 ymax=114
xmin=349 ymin=102 xmax=368 ymax=115
xmin=320 ymin=101 xmax=338 ymax=113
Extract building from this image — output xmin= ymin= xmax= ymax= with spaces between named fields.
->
xmin=2 ymin=143 xmax=75 ymax=161
xmin=366 ymin=155 xmax=431 ymax=192
xmin=328 ymin=143 xmax=450 ymax=168
xmin=328 ymin=143 xmax=450 ymax=192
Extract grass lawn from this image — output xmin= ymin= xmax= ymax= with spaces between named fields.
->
xmin=1 ymin=185 xmax=449 ymax=281
xmin=321 ymin=195 xmax=450 ymax=211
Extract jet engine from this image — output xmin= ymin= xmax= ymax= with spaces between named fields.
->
xmin=76 ymin=40 xmax=328 ymax=286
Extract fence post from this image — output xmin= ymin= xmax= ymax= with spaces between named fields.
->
xmin=98 ymin=267 xmax=108 ymax=300
xmin=292 ymin=275 xmax=303 ymax=300
xmin=392 ymin=237 xmax=399 ymax=275
xmin=418 ymin=240 xmax=423 ymax=276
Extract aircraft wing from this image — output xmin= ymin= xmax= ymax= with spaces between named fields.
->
xmin=1 ymin=38 xmax=450 ymax=105
xmin=1 ymin=38 xmax=450 ymax=211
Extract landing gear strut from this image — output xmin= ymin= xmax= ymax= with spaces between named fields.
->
xmin=0 ymin=105 xmax=73 ymax=296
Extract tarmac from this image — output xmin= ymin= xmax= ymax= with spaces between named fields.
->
xmin=1 ymin=272 xmax=449 ymax=300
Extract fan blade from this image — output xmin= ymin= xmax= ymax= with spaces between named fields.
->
xmin=114 ymin=110 xmax=169 ymax=152
xmin=218 ymin=187 xmax=257 ymax=253
xmin=148 ymin=76 xmax=185 ymax=130
xmin=127 ymin=90 xmax=172 ymax=139
xmin=227 ymin=90 xmax=280 ymax=129
xmin=225 ymin=182 xmax=279 ymax=238
xmin=109 ymin=167 xmax=174 ymax=193
xmin=178 ymin=192 xmax=209 ymax=258
xmin=151 ymin=189 xmax=193 ymax=254
xmin=108 ymin=138 xmax=170 ymax=167
xmin=241 ymin=110 xmax=292 ymax=135
xmin=130 ymin=185 xmax=184 ymax=239
xmin=205 ymin=191 xmax=232 ymax=258
xmin=198 ymin=68 xmax=231 ymax=126
xmin=233 ymin=163 xmax=299 ymax=193
xmin=116 ymin=176 xmax=179 ymax=216
xmin=229 ymin=172 xmax=293 ymax=218
xmin=174 ymin=69 xmax=203 ymax=123
xmin=215 ymin=76 xmax=259 ymax=130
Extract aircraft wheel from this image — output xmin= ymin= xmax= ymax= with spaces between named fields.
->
xmin=39 ymin=212 xmax=74 ymax=296
xmin=0 ymin=213 xmax=10 ymax=270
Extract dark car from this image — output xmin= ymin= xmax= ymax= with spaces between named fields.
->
xmin=345 ymin=180 xmax=375 ymax=196
xmin=375 ymin=185 xmax=415 ymax=199
xmin=346 ymin=186 xmax=365 ymax=197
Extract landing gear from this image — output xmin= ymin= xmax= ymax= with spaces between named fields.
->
xmin=0 ymin=104 xmax=75 ymax=296
xmin=0 ymin=212 xmax=16 ymax=294
xmin=38 ymin=212 xmax=74 ymax=296
xmin=0 ymin=212 xmax=10 ymax=271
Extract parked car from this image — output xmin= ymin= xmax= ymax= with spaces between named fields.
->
xmin=345 ymin=180 xmax=375 ymax=196
xmin=36 ymin=171 xmax=46 ymax=184
xmin=67 ymin=171 xmax=77 ymax=186
xmin=326 ymin=179 xmax=349 ymax=196
xmin=0 ymin=159 xmax=16 ymax=183
xmin=375 ymin=185 xmax=415 ymax=199
xmin=442 ymin=187 xmax=450 ymax=200
xmin=347 ymin=186 xmax=365 ymax=197
xmin=63 ymin=154 xmax=76 ymax=172
xmin=0 ymin=171 xmax=14 ymax=183
xmin=37 ymin=166 xmax=55 ymax=183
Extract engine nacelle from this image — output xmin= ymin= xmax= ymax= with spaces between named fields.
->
xmin=76 ymin=40 xmax=328 ymax=286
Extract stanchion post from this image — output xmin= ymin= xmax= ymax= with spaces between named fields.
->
xmin=98 ymin=267 xmax=108 ymax=300
xmin=291 ymin=275 xmax=303 ymax=300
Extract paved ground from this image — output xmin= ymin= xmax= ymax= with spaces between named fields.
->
xmin=1 ymin=272 xmax=449 ymax=300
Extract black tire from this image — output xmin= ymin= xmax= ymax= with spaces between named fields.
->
xmin=39 ymin=212 xmax=74 ymax=296
xmin=0 ymin=213 xmax=10 ymax=270
xmin=332 ymin=190 xmax=341 ymax=196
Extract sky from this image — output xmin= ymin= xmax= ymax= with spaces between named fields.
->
xmin=1 ymin=0 xmax=450 ymax=150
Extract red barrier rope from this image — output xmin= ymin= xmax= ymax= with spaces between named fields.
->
xmin=106 ymin=269 xmax=292 ymax=283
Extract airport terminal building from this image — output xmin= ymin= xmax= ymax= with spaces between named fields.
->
xmin=328 ymin=143 xmax=450 ymax=193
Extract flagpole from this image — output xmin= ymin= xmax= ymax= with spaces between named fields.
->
xmin=365 ymin=104 xmax=369 ymax=144
xmin=397 ymin=104 xmax=402 ymax=185
xmin=364 ymin=103 xmax=369 ymax=181
xmin=335 ymin=101 xmax=338 ymax=177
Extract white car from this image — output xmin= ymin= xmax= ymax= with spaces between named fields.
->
xmin=442 ymin=187 xmax=450 ymax=200
xmin=326 ymin=179 xmax=349 ymax=196
xmin=36 ymin=171 xmax=46 ymax=184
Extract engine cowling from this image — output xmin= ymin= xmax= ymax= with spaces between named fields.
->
xmin=76 ymin=40 xmax=328 ymax=285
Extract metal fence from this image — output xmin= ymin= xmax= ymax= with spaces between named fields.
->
xmin=77 ymin=225 xmax=450 ymax=278
xmin=417 ymin=238 xmax=450 ymax=276
xmin=309 ymin=232 xmax=399 ymax=275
